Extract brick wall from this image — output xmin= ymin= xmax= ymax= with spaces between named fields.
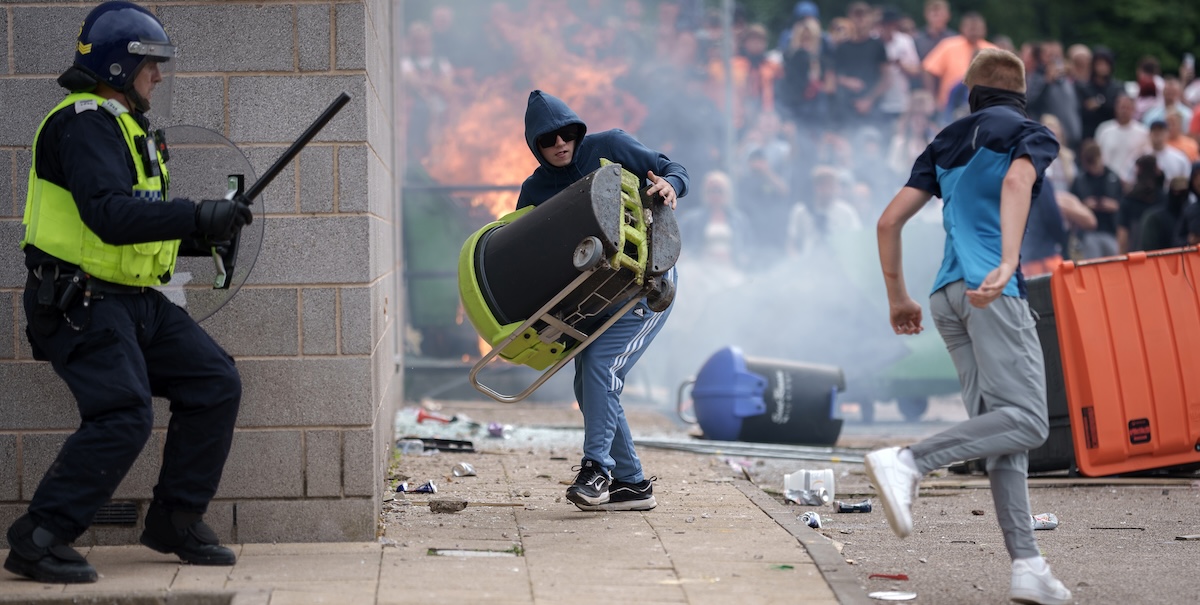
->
xmin=0 ymin=0 xmax=401 ymax=545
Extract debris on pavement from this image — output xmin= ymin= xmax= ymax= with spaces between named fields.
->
xmin=416 ymin=408 xmax=454 ymax=424
xmin=429 ymin=499 xmax=468 ymax=513
xmin=488 ymin=422 xmax=513 ymax=438
xmin=633 ymin=437 xmax=867 ymax=463
xmin=396 ymin=438 xmax=425 ymax=455
xmin=970 ymin=509 xmax=985 ymax=516
xmin=1032 ymin=512 xmax=1059 ymax=530
xmin=868 ymin=591 xmax=917 ymax=601
xmin=452 ymin=462 xmax=477 ymax=477
xmin=800 ymin=511 xmax=822 ymax=528
xmin=835 ymin=499 xmax=873 ymax=513
xmin=1175 ymin=535 xmax=1200 ymax=541
xmin=784 ymin=468 xmax=835 ymax=506
xmin=397 ymin=480 xmax=438 ymax=494
xmin=868 ymin=573 xmax=910 ymax=581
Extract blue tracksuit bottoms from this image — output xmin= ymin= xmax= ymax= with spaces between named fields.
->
xmin=573 ymin=268 xmax=675 ymax=482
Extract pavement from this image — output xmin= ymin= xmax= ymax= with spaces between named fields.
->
xmin=7 ymin=397 xmax=1196 ymax=604
xmin=0 ymin=401 xmax=871 ymax=605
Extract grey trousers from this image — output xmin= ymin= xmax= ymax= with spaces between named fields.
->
xmin=908 ymin=280 xmax=1050 ymax=559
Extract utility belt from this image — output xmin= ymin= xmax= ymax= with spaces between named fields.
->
xmin=28 ymin=263 xmax=150 ymax=334
xmin=30 ymin=263 xmax=148 ymax=306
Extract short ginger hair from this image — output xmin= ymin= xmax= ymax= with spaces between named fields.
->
xmin=964 ymin=48 xmax=1027 ymax=94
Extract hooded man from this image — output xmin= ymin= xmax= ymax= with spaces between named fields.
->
xmin=517 ymin=90 xmax=688 ymax=511
xmin=1076 ymin=46 xmax=1122 ymax=142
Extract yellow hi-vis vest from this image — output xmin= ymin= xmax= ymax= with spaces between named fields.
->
xmin=21 ymin=92 xmax=179 ymax=286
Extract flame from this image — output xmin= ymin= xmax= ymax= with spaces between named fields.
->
xmin=456 ymin=302 xmax=490 ymax=359
xmin=421 ymin=0 xmax=646 ymax=219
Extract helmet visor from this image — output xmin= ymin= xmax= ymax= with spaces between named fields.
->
xmin=128 ymin=40 xmax=175 ymax=60
xmin=129 ymin=40 xmax=176 ymax=120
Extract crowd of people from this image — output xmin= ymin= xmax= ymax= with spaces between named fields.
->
xmin=402 ymin=0 xmax=1200 ymax=279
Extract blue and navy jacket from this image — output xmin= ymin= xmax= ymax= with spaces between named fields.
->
xmin=906 ymin=96 xmax=1059 ymax=298
xmin=516 ymin=90 xmax=689 ymax=209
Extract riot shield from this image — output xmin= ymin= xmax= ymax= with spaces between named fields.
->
xmin=156 ymin=125 xmax=264 ymax=323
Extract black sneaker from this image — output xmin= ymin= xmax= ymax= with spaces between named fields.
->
xmin=4 ymin=514 xmax=97 ymax=584
xmin=575 ymin=476 xmax=657 ymax=511
xmin=139 ymin=503 xmax=236 ymax=566
xmin=565 ymin=459 xmax=611 ymax=507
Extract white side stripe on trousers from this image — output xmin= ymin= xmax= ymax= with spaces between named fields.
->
xmin=609 ymin=268 xmax=675 ymax=392
xmin=608 ymin=306 xmax=665 ymax=392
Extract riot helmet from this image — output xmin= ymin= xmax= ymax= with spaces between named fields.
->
xmin=60 ymin=1 xmax=176 ymax=117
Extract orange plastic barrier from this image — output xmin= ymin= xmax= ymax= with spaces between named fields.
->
xmin=1050 ymin=247 xmax=1200 ymax=476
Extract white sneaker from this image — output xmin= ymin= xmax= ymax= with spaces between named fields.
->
xmin=863 ymin=447 xmax=921 ymax=538
xmin=1011 ymin=558 xmax=1073 ymax=605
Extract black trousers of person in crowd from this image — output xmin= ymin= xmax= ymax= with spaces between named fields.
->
xmin=22 ymin=273 xmax=241 ymax=542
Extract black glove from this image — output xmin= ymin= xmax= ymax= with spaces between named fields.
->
xmin=195 ymin=198 xmax=253 ymax=242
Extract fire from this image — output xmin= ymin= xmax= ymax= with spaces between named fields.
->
xmin=421 ymin=0 xmax=646 ymax=219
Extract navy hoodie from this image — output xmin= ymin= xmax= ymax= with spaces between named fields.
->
xmin=516 ymin=90 xmax=689 ymax=209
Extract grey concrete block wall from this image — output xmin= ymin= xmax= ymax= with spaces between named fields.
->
xmin=0 ymin=11 xmax=7 ymax=76
xmin=0 ymin=78 xmax=63 ymax=148
xmin=156 ymin=4 xmax=295 ymax=73
xmin=0 ymin=293 xmax=12 ymax=360
xmin=11 ymin=6 xmax=90 ymax=75
xmin=0 ymin=222 xmax=25 ymax=288
xmin=304 ymin=430 xmax=342 ymax=497
xmin=302 ymin=288 xmax=339 ymax=355
xmin=233 ymin=498 xmax=376 ymax=543
xmin=298 ymin=4 xmax=333 ymax=72
xmin=0 ymin=0 xmax=401 ymax=546
xmin=1 ymin=151 xmax=14 ymax=218
xmin=0 ymin=435 xmax=17 ymax=501
xmin=300 ymin=146 xmax=337 ymax=214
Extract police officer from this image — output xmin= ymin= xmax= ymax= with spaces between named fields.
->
xmin=5 ymin=2 xmax=250 ymax=584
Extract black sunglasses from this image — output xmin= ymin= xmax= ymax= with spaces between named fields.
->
xmin=537 ymin=127 xmax=581 ymax=149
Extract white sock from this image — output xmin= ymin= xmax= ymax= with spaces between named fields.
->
xmin=898 ymin=447 xmax=919 ymax=473
xmin=1015 ymin=555 xmax=1048 ymax=573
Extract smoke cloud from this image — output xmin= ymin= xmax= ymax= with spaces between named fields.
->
xmin=401 ymin=0 xmax=958 ymax=408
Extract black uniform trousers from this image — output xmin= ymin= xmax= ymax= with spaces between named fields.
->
xmin=22 ymin=274 xmax=241 ymax=542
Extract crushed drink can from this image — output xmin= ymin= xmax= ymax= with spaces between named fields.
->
xmin=786 ymin=487 xmax=830 ymax=507
xmin=452 ymin=462 xmax=476 ymax=477
xmin=800 ymin=511 xmax=822 ymax=529
xmin=397 ymin=480 xmax=437 ymax=494
xmin=784 ymin=469 xmax=835 ymax=505
xmin=834 ymin=499 xmax=873 ymax=513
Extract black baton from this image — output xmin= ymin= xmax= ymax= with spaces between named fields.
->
xmin=213 ymin=92 xmax=352 ymax=288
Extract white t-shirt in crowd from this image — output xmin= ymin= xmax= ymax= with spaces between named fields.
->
xmin=1133 ymin=143 xmax=1194 ymax=185
xmin=1094 ymin=119 xmax=1149 ymax=181
xmin=1184 ymin=79 xmax=1200 ymax=107
xmin=879 ymin=32 xmax=920 ymax=115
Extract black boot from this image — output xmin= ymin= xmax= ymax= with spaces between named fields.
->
xmin=4 ymin=514 xmax=97 ymax=584
xmin=139 ymin=503 xmax=236 ymax=566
